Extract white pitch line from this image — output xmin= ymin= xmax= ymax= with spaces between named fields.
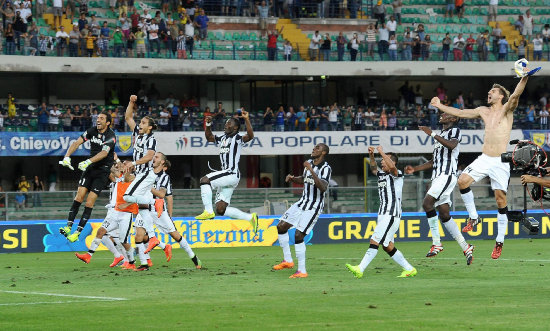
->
xmin=0 ymin=299 xmax=117 ymax=307
xmin=0 ymin=290 xmax=127 ymax=301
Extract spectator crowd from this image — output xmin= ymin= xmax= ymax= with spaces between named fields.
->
xmin=2 ymin=82 xmax=550 ymax=133
xmin=1 ymin=0 xmax=548 ymax=61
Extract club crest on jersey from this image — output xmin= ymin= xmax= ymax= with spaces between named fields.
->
xmin=118 ymin=135 xmax=132 ymax=152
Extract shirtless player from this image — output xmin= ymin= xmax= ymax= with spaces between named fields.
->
xmin=430 ymin=65 xmax=535 ymax=259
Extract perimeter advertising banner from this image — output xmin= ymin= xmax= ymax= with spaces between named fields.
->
xmin=1 ymin=211 xmax=550 ymax=253
xmin=0 ymin=130 xmax=524 ymax=156
xmin=523 ymin=130 xmax=550 ymax=151
xmin=0 ymin=132 xmax=133 ymax=157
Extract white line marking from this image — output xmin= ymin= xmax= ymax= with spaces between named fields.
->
xmin=0 ymin=290 xmax=127 ymax=301
xmin=0 ymin=300 xmax=117 ymax=306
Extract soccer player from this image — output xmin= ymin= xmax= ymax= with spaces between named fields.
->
xmin=122 ymin=94 xmax=163 ymax=271
xmin=346 ymin=146 xmax=417 ymax=279
xmin=144 ymin=153 xmax=202 ymax=269
xmin=195 ymin=110 xmax=259 ymax=234
xmin=430 ymin=67 xmax=533 ymax=259
xmin=59 ymin=111 xmax=116 ymax=242
xmin=272 ymin=143 xmax=331 ymax=278
xmin=75 ymin=166 xmax=138 ymax=267
xmin=404 ymin=114 xmax=475 ymax=265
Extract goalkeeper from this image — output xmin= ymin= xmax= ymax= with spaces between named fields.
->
xmin=430 ymin=59 xmax=538 ymax=260
xmin=59 ymin=111 xmax=117 ymax=243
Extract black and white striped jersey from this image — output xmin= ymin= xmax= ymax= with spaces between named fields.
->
xmin=297 ymin=159 xmax=332 ymax=211
xmin=132 ymin=126 xmax=157 ymax=174
xmin=432 ymin=127 xmax=461 ymax=180
xmin=377 ymin=169 xmax=403 ymax=218
xmin=214 ymin=133 xmax=244 ymax=174
xmin=153 ymin=170 xmax=171 ymax=200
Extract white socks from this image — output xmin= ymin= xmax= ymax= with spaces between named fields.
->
xmin=391 ymin=250 xmax=414 ymax=271
xmin=156 ymin=238 xmax=166 ymax=250
xmin=359 ymin=248 xmax=378 ymax=272
xmin=295 ymin=242 xmax=306 ymax=274
xmin=427 ymin=215 xmax=441 ymax=245
xmin=443 ymin=219 xmax=468 ymax=251
xmin=88 ymin=238 xmax=102 ymax=255
xmin=278 ymin=233 xmax=293 ymax=263
xmin=112 ymin=237 xmax=128 ymax=261
xmin=496 ymin=212 xmax=508 ymax=243
xmin=224 ymin=207 xmax=252 ymax=221
xmin=461 ymin=190 xmax=479 ymax=220
xmin=126 ymin=247 xmax=135 ymax=263
xmin=200 ymin=184 xmax=214 ymax=213
xmin=136 ymin=242 xmax=148 ymax=265
xmin=177 ymin=237 xmax=195 ymax=258
xmin=101 ymin=236 xmax=122 ymax=258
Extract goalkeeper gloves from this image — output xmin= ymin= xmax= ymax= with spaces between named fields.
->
xmin=78 ymin=159 xmax=92 ymax=171
xmin=60 ymin=157 xmax=74 ymax=170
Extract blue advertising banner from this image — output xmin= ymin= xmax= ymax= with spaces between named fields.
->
xmin=1 ymin=211 xmax=550 ymax=253
xmin=523 ymin=130 xmax=550 ymax=151
xmin=0 ymin=132 xmax=133 ymax=157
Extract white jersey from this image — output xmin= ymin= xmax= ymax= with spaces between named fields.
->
xmin=432 ymin=126 xmax=461 ymax=180
xmin=377 ymin=170 xmax=403 ymax=218
xmin=214 ymin=133 xmax=244 ymax=175
xmin=132 ymin=126 xmax=156 ymax=174
xmin=296 ymin=159 xmax=332 ymax=212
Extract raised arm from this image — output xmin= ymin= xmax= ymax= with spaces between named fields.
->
xmin=241 ymin=110 xmax=254 ymax=143
xmin=505 ymin=76 xmax=528 ymax=113
xmin=430 ymin=97 xmax=481 ymax=119
xmin=368 ymin=146 xmax=378 ymax=175
xmin=204 ymin=116 xmax=215 ymax=142
xmin=125 ymin=95 xmax=137 ymax=132
xmin=377 ymin=146 xmax=398 ymax=177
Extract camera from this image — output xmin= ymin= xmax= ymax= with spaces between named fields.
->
xmin=501 ymin=140 xmax=546 ymax=172
xmin=501 ymin=140 xmax=548 ymax=235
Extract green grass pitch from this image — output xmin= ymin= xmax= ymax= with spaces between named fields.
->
xmin=1 ymin=239 xmax=550 ymax=330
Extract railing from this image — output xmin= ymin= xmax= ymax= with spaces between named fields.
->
xmin=0 ymin=182 xmax=544 ymax=221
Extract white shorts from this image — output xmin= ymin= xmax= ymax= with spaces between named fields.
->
xmin=279 ymin=202 xmax=322 ymax=235
xmin=134 ymin=208 xmax=154 ymax=231
xmin=462 ymin=154 xmax=510 ymax=192
xmin=206 ymin=170 xmax=240 ymax=204
xmin=427 ymin=174 xmax=457 ymax=208
xmin=102 ymin=209 xmax=133 ymax=238
xmin=124 ymin=170 xmax=157 ymax=199
xmin=118 ymin=211 xmax=134 ymax=244
xmin=151 ymin=210 xmax=177 ymax=234
xmin=372 ymin=214 xmax=400 ymax=247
